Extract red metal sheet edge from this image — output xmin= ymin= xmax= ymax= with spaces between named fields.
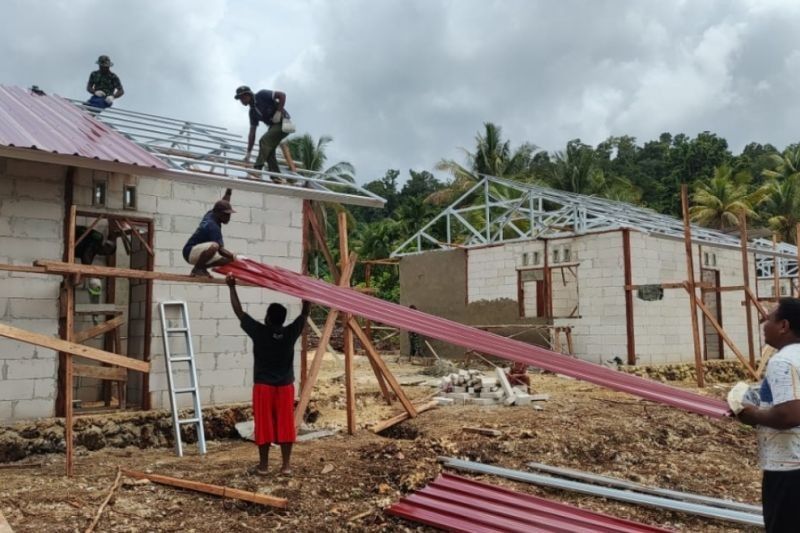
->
xmin=217 ymin=259 xmax=731 ymax=419
xmin=385 ymin=474 xmax=670 ymax=533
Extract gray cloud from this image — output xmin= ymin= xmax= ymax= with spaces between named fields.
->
xmin=2 ymin=0 xmax=800 ymax=183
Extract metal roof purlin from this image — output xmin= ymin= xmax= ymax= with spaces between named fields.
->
xmin=391 ymin=174 xmax=799 ymax=264
xmin=67 ymin=99 xmax=384 ymax=208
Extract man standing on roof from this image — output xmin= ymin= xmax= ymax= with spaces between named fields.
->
xmin=183 ymin=189 xmax=236 ymax=277
xmin=234 ymin=85 xmax=292 ymax=176
xmin=86 ymin=55 xmax=124 ymax=109
xmin=736 ymin=297 xmax=800 ymax=532
xmin=226 ymin=274 xmax=310 ymax=477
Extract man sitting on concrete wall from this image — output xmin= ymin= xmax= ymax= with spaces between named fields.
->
xmin=182 ymin=189 xmax=236 ymax=277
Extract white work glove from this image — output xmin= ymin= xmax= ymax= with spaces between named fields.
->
xmin=271 ymin=110 xmax=283 ymax=124
xmin=244 ymin=151 xmax=252 ymax=164
xmin=105 ymin=95 xmax=115 ymax=105
xmin=727 ymin=382 xmax=749 ymax=414
xmin=94 ymin=90 xmax=106 ymax=97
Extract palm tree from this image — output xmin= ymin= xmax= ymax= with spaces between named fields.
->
xmin=286 ymin=134 xmax=358 ymax=278
xmin=689 ymin=164 xmax=768 ymax=230
xmin=761 ymin=147 xmax=800 ymax=243
xmin=546 ymin=139 xmax=640 ymax=202
xmin=430 ymin=122 xmax=540 ymax=205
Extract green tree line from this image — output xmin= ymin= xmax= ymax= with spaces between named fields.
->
xmin=290 ymin=124 xmax=800 ymax=301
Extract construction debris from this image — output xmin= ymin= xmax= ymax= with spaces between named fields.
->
xmin=462 ymin=427 xmax=503 ymax=437
xmin=441 ymin=457 xmax=763 ymax=527
xmin=84 ymin=467 xmax=122 ymax=533
xmin=386 ymin=472 xmax=669 ymax=532
xmin=427 ymin=367 xmax=546 ymax=407
xmin=121 ymin=469 xmax=288 ymax=509
xmin=372 ymin=400 xmax=438 ymax=434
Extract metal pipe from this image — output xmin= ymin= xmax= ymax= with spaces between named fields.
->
xmin=440 ymin=458 xmax=763 ymax=527
xmin=526 ymin=462 xmax=761 ymax=514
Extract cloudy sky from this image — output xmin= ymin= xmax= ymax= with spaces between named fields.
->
xmin=2 ymin=0 xmax=800 ymax=183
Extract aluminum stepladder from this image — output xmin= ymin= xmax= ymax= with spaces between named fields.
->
xmin=158 ymin=301 xmax=206 ymax=457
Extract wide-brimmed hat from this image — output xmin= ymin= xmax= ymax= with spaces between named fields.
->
xmin=213 ymin=200 xmax=236 ymax=214
xmin=96 ymin=55 xmax=113 ymax=67
xmin=234 ymin=85 xmax=253 ymax=100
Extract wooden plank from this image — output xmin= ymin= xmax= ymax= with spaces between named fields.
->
xmin=279 ymin=143 xmax=298 ymax=172
xmin=73 ymin=315 xmax=125 ymax=343
xmin=370 ymin=400 xmax=437 ymax=433
xmin=36 ymin=260 xmax=228 ymax=284
xmin=123 ymin=218 xmax=154 ymax=256
xmin=739 ymin=213 xmax=756 ymax=367
xmin=745 ymin=287 xmax=769 ymax=319
xmin=307 ymin=208 xmax=340 ymax=282
xmin=65 ymin=203 xmax=76 ymax=477
xmin=306 ymin=316 xmax=342 ymax=362
xmin=685 ymin=285 xmax=759 ymax=380
xmin=74 ymin=214 xmax=104 ymax=248
xmin=0 ymin=263 xmax=48 ymax=274
xmin=120 ymin=469 xmax=287 ymax=509
xmin=293 ymin=258 xmax=357 ymax=427
xmin=348 ymin=317 xmax=418 ymax=418
xmin=681 ymin=185 xmax=705 ymax=388
xmin=339 ymin=212 xmax=356 ymax=436
xmin=73 ymin=364 xmax=128 ymax=381
xmin=773 ymin=234 xmax=781 ymax=302
xmin=0 ymin=323 xmax=149 ymax=373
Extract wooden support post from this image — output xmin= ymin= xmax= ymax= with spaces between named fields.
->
xmin=745 ymin=286 xmax=769 ymax=320
xmin=300 ymin=200 xmax=311 ymax=388
xmin=293 ymin=258 xmax=356 ymax=428
xmin=681 ymin=184 xmax=704 ymax=388
xmin=622 ymin=229 xmax=636 ymax=365
xmin=74 ymin=315 xmax=126 ymax=343
xmin=684 ymin=285 xmax=759 ymax=380
xmin=348 ymin=318 xmax=418 ymax=418
xmin=307 ymin=207 xmax=340 ymax=282
xmin=773 ymin=234 xmax=781 ymax=302
xmin=103 ymin=251 xmax=117 ymax=407
xmin=338 ymin=212 xmax=356 ymax=435
xmin=64 ymin=202 xmax=76 ymax=477
xmin=739 ymin=213 xmax=756 ymax=367
xmin=364 ymin=262 xmax=373 ymax=345
xmin=565 ymin=327 xmax=574 ymax=355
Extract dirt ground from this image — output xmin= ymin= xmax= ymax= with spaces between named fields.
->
xmin=0 ymin=353 xmax=761 ymax=532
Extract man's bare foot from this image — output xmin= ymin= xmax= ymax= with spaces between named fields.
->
xmin=190 ymin=267 xmax=212 ymax=278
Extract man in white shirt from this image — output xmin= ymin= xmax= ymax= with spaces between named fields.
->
xmin=738 ymin=297 xmax=800 ymax=532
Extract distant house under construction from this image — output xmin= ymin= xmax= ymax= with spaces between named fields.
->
xmin=393 ymin=175 xmax=798 ymax=366
xmin=0 ymin=85 xmax=383 ymax=422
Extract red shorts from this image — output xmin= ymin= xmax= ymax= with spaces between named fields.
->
xmin=252 ymin=384 xmax=296 ymax=445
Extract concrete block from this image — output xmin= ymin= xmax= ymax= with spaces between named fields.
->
xmin=199 ymin=335 xmax=246 ymax=355
xmin=0 ymin=199 xmax=62 ymax=220
xmin=33 ymin=378 xmax=56 ymax=399
xmin=514 ymin=394 xmax=533 ymax=406
xmin=0 ymin=378 xmax=36 ymax=401
xmin=8 ymin=298 xmax=58 ymax=319
xmin=434 ymin=396 xmax=454 ymax=406
xmin=225 ymin=222 xmax=263 ymax=241
xmin=10 ymin=218 xmax=61 ymax=240
xmin=13 ymin=398 xmax=53 ymax=419
xmin=213 ymin=385 xmax=249 ymax=404
xmin=6 ymin=359 xmax=55 ymax=380
xmin=0 ymin=400 xmax=13 ymax=422
xmin=480 ymin=391 xmax=504 ymax=399
xmin=530 ymin=394 xmax=550 ymax=401
xmin=467 ymin=397 xmax=496 ymax=406
xmin=199 ymin=368 xmax=246 ymax=388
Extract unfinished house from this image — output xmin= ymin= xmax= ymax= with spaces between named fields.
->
xmin=393 ymin=175 xmax=798 ymax=366
xmin=0 ymin=85 xmax=383 ymax=425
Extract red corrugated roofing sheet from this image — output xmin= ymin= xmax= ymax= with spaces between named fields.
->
xmin=0 ymin=85 xmax=167 ymax=169
xmin=218 ymin=259 xmax=731 ymax=418
xmin=386 ymin=473 xmax=670 ymax=532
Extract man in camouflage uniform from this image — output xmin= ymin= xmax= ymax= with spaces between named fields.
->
xmin=86 ymin=55 xmax=124 ymax=109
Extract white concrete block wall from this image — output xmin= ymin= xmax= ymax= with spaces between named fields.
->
xmin=553 ymin=233 xmax=626 ymax=363
xmin=467 ymin=242 xmax=545 ymax=303
xmin=0 ymin=158 xmax=65 ymax=421
xmin=138 ymin=178 xmax=304 ymax=410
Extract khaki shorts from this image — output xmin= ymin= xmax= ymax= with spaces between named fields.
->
xmin=187 ymin=242 xmax=224 ymax=265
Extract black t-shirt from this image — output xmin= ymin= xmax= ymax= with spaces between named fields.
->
xmin=240 ymin=312 xmax=304 ymax=386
